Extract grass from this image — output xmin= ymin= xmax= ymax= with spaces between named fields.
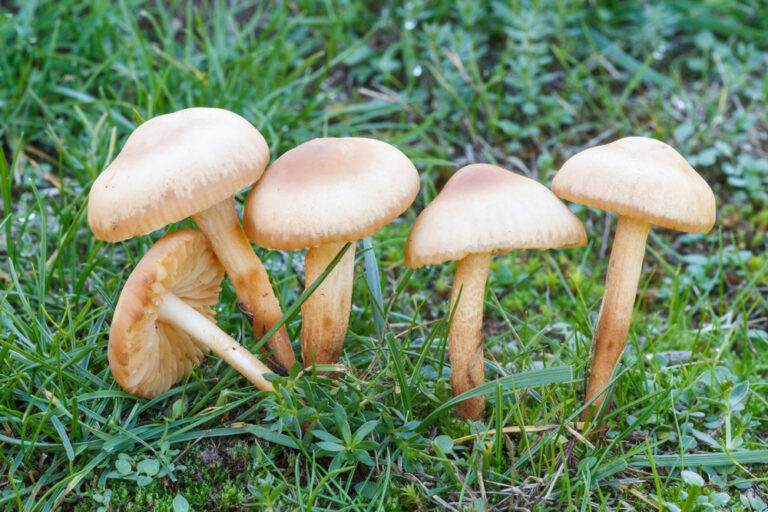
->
xmin=1 ymin=0 xmax=767 ymax=510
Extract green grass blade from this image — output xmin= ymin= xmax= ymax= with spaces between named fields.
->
xmin=254 ymin=242 xmax=352 ymax=355
xmin=362 ymin=236 xmax=385 ymax=340
xmin=630 ymin=450 xmax=768 ymax=468
xmin=418 ymin=366 xmax=574 ymax=430
xmin=385 ymin=332 xmax=412 ymax=417
xmin=586 ymin=28 xmax=673 ymax=88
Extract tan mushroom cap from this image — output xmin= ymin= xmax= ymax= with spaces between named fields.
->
xmin=405 ymin=164 xmax=587 ymax=268
xmin=244 ymin=137 xmax=420 ymax=250
xmin=89 ymin=108 xmax=269 ymax=242
xmin=108 ymin=229 xmax=224 ymax=398
xmin=551 ymin=136 xmax=716 ymax=233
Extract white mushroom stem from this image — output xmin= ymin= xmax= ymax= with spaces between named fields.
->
xmin=192 ymin=197 xmax=295 ymax=371
xmin=449 ymin=252 xmax=491 ymax=421
xmin=301 ymin=242 xmax=356 ymax=368
xmin=583 ymin=215 xmax=651 ymax=419
xmin=158 ymin=293 xmax=274 ymax=391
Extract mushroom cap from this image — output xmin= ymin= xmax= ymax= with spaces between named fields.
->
xmin=243 ymin=137 xmax=420 ymax=250
xmin=551 ymin=136 xmax=716 ymax=232
xmin=88 ymin=108 xmax=269 ymax=242
xmin=108 ymin=229 xmax=224 ymax=398
xmin=405 ymin=164 xmax=587 ymax=268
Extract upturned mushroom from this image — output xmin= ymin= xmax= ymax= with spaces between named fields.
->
xmin=109 ymin=229 xmax=274 ymax=398
xmin=88 ymin=108 xmax=295 ymax=371
xmin=405 ymin=164 xmax=586 ymax=421
xmin=243 ymin=137 xmax=420 ymax=370
xmin=551 ymin=136 xmax=716 ymax=420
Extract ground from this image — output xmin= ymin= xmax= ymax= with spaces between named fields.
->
xmin=1 ymin=1 xmax=767 ymax=510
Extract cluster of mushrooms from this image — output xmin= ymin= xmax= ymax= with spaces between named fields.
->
xmin=88 ymin=107 xmax=716 ymax=425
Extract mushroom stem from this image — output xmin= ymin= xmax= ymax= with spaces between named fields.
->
xmin=449 ymin=252 xmax=491 ymax=421
xmin=192 ymin=197 xmax=295 ymax=371
xmin=157 ymin=293 xmax=274 ymax=391
xmin=583 ymin=215 xmax=651 ymax=419
xmin=301 ymin=242 xmax=356 ymax=367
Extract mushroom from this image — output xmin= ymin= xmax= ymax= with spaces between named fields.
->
xmin=109 ymin=229 xmax=274 ymax=398
xmin=405 ymin=164 xmax=587 ymax=421
xmin=88 ymin=108 xmax=295 ymax=371
xmin=551 ymin=136 xmax=716 ymax=419
xmin=243 ymin=137 xmax=420 ymax=369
